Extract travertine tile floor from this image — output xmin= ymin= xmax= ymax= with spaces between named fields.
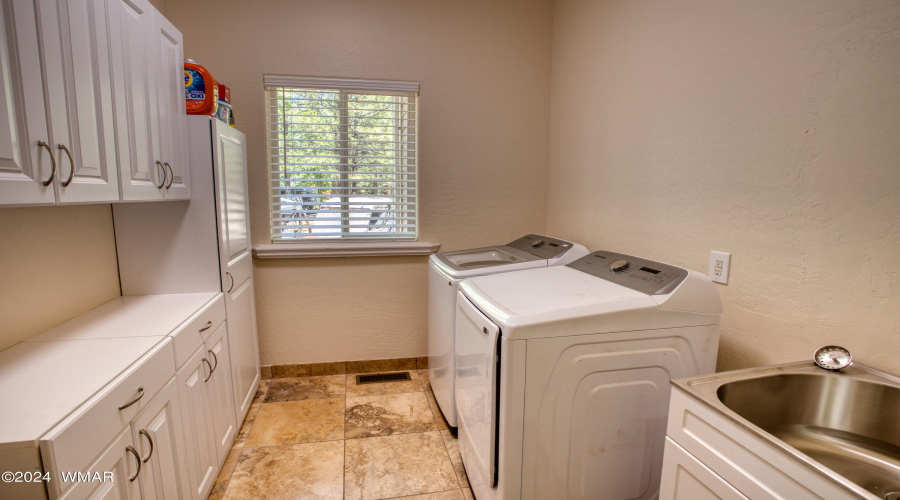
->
xmin=209 ymin=369 xmax=474 ymax=500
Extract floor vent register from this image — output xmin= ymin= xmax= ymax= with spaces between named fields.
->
xmin=355 ymin=372 xmax=412 ymax=385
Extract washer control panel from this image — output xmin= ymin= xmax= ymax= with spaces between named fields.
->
xmin=507 ymin=234 xmax=574 ymax=259
xmin=568 ymin=251 xmax=689 ymax=295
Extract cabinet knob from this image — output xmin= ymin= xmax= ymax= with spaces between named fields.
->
xmin=37 ymin=140 xmax=57 ymax=187
xmin=203 ymin=358 xmax=213 ymax=382
xmin=126 ymin=445 xmax=141 ymax=482
xmin=155 ymin=161 xmax=166 ymax=189
xmin=58 ymin=144 xmax=75 ymax=187
xmin=118 ymin=386 xmax=144 ymax=410
xmin=208 ymin=349 xmax=218 ymax=373
xmin=138 ymin=429 xmax=154 ymax=463
xmin=164 ymin=162 xmax=174 ymax=189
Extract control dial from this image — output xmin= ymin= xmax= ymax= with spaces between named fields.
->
xmin=609 ymin=260 xmax=630 ymax=273
xmin=531 ymin=239 xmax=545 ymax=248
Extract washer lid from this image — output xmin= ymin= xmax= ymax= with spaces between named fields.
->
xmin=430 ymin=245 xmax=544 ymax=278
xmin=460 ymin=266 xmax=649 ymax=321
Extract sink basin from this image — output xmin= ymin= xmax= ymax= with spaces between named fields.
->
xmin=675 ymin=362 xmax=900 ymax=499
xmin=717 ymin=373 xmax=900 ymax=499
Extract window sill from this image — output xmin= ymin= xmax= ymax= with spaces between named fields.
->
xmin=252 ymin=241 xmax=441 ymax=259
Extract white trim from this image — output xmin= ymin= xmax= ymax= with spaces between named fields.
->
xmin=263 ymin=75 xmax=420 ymax=93
xmin=253 ymin=241 xmax=440 ymax=259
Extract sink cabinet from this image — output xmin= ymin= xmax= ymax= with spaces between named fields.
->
xmin=660 ymin=384 xmax=874 ymax=500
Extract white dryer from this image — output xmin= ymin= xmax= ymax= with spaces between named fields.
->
xmin=455 ymin=251 xmax=722 ymax=500
xmin=428 ymin=234 xmax=588 ymax=427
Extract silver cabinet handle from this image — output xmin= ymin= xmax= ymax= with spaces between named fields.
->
xmin=126 ymin=445 xmax=141 ymax=482
xmin=58 ymin=144 xmax=75 ymax=187
xmin=155 ymin=161 xmax=166 ymax=189
xmin=37 ymin=140 xmax=57 ymax=186
xmin=226 ymin=272 xmax=234 ymax=292
xmin=138 ymin=429 xmax=153 ymax=463
xmin=199 ymin=320 xmax=213 ymax=332
xmin=164 ymin=162 xmax=174 ymax=189
xmin=118 ymin=386 xmax=144 ymax=410
xmin=202 ymin=358 xmax=213 ymax=382
xmin=208 ymin=349 xmax=218 ymax=373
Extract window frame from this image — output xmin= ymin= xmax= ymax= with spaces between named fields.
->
xmin=264 ymin=75 xmax=420 ymax=245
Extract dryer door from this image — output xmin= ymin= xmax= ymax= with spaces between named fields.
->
xmin=455 ymin=291 xmax=500 ymax=488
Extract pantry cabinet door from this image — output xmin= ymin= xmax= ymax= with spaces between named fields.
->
xmin=131 ymin=379 xmax=185 ymax=500
xmin=107 ymin=0 xmax=164 ymax=201
xmin=0 ymin=0 xmax=55 ymax=205
xmin=151 ymin=11 xmax=189 ymax=200
xmin=37 ymin=0 xmax=120 ymax=204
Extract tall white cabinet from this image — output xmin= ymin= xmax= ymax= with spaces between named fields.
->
xmin=114 ymin=116 xmax=261 ymax=425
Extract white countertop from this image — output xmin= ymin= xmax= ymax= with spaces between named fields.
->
xmin=0 ymin=292 xmax=220 ymax=447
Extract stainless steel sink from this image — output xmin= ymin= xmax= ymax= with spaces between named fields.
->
xmin=676 ymin=362 xmax=900 ymax=499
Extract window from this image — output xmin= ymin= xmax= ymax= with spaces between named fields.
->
xmin=264 ymin=76 xmax=418 ymax=242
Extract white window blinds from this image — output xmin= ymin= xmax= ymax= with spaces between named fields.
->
xmin=265 ymin=76 xmax=419 ymax=242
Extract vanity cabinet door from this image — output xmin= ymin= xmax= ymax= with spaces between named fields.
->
xmin=176 ymin=346 xmax=218 ymax=500
xmin=660 ymin=438 xmax=749 ymax=500
xmin=131 ymin=379 xmax=185 ymax=500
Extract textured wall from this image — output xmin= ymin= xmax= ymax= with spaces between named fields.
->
xmin=165 ymin=0 xmax=554 ymax=365
xmin=547 ymin=0 xmax=900 ymax=374
xmin=0 ymin=205 xmax=121 ymax=350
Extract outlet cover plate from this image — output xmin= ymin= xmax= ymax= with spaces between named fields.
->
xmin=709 ymin=251 xmax=731 ymax=284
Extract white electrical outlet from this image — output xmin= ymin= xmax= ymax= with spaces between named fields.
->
xmin=709 ymin=251 xmax=731 ymax=284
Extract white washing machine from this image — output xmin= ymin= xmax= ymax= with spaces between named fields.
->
xmin=428 ymin=234 xmax=588 ymax=427
xmin=455 ymin=251 xmax=722 ymax=500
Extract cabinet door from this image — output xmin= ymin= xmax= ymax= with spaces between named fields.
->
xmin=660 ymin=438 xmax=748 ymax=500
xmin=107 ymin=0 xmax=164 ymax=201
xmin=151 ymin=10 xmax=189 ymax=200
xmin=176 ymin=345 xmax=218 ymax=500
xmin=206 ymin=323 xmax=237 ymax=462
xmin=214 ymin=121 xmax=260 ymax=419
xmin=57 ymin=426 xmax=141 ymax=500
xmin=131 ymin=378 xmax=185 ymax=500
xmin=0 ymin=0 xmax=55 ymax=205
xmin=37 ymin=0 xmax=119 ymax=204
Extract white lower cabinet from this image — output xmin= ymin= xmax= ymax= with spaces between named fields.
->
xmin=660 ymin=438 xmax=748 ymax=500
xmin=0 ymin=294 xmax=238 ymax=500
xmin=176 ymin=321 xmax=236 ymax=500
xmin=58 ymin=427 xmax=140 ymax=500
xmin=130 ymin=379 xmax=185 ymax=500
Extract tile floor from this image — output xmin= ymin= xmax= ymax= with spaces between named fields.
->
xmin=209 ymin=369 xmax=474 ymax=500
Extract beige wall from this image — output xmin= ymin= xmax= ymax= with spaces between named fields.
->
xmin=547 ymin=0 xmax=900 ymax=374
xmin=0 ymin=205 xmax=121 ymax=350
xmin=165 ymin=0 xmax=554 ymax=365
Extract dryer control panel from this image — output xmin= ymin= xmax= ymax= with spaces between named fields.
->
xmin=568 ymin=251 xmax=689 ymax=295
xmin=507 ymin=234 xmax=573 ymax=259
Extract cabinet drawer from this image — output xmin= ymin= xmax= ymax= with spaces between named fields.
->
xmin=171 ymin=294 xmax=225 ymax=369
xmin=40 ymin=339 xmax=175 ymax=499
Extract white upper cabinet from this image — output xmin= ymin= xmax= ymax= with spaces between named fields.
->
xmin=0 ymin=0 xmax=56 ymax=205
xmin=108 ymin=0 xmax=190 ymax=202
xmin=152 ymin=11 xmax=189 ymax=200
xmin=0 ymin=0 xmax=189 ymax=206
xmin=107 ymin=0 xmax=164 ymax=201
xmin=38 ymin=0 xmax=120 ymax=203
